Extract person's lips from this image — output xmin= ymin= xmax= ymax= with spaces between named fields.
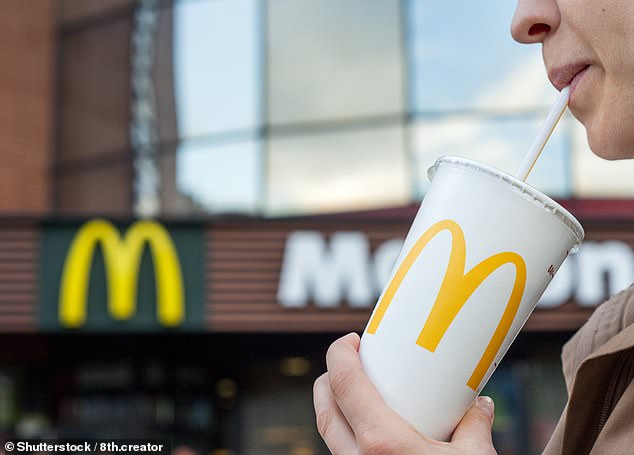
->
xmin=548 ymin=63 xmax=591 ymax=92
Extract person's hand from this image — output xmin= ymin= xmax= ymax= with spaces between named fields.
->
xmin=313 ymin=333 xmax=498 ymax=454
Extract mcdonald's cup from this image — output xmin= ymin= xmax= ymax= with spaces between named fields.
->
xmin=359 ymin=156 xmax=584 ymax=441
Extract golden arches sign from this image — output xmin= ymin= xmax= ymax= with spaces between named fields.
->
xmin=58 ymin=219 xmax=185 ymax=328
xmin=366 ymin=219 xmax=527 ymax=391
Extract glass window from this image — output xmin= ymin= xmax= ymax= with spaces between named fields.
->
xmin=175 ymin=139 xmax=260 ymax=214
xmin=59 ymin=0 xmax=134 ymax=24
xmin=241 ymin=363 xmax=325 ymax=455
xmin=410 ymin=116 xmax=570 ymax=198
xmin=571 ymin=121 xmax=634 ymax=197
xmin=407 ymin=0 xmax=557 ymax=112
xmin=154 ymin=6 xmax=180 ymax=145
xmin=173 ymin=0 xmax=260 ymax=138
xmin=57 ymin=163 xmax=133 ymax=215
xmin=267 ymin=0 xmax=404 ymax=125
xmin=267 ymin=126 xmax=409 ymax=215
xmin=60 ymin=18 xmax=133 ymax=162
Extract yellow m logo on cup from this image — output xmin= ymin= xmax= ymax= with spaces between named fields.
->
xmin=59 ymin=219 xmax=185 ymax=328
xmin=366 ymin=219 xmax=526 ymax=391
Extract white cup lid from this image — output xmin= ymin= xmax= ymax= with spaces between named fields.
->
xmin=428 ymin=155 xmax=585 ymax=251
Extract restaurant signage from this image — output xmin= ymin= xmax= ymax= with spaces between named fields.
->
xmin=278 ymin=231 xmax=634 ymax=310
xmin=39 ymin=220 xmax=204 ymax=331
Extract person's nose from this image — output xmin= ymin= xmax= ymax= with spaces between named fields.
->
xmin=511 ymin=0 xmax=561 ymax=44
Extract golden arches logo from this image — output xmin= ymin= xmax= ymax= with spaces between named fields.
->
xmin=366 ymin=219 xmax=526 ymax=391
xmin=59 ymin=219 xmax=185 ymax=328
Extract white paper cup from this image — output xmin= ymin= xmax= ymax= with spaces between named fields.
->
xmin=359 ymin=155 xmax=584 ymax=441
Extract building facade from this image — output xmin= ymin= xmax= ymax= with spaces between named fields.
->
xmin=1 ymin=1 xmax=633 ymax=455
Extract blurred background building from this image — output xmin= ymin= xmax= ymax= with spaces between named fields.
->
xmin=0 ymin=0 xmax=633 ymax=454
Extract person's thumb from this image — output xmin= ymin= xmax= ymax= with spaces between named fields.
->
xmin=450 ymin=396 xmax=496 ymax=450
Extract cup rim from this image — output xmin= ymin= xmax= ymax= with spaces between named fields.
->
xmin=427 ymin=155 xmax=585 ymax=248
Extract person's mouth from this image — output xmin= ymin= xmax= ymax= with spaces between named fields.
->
xmin=548 ymin=62 xmax=591 ymax=95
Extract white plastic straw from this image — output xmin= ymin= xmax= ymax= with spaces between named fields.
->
xmin=515 ymin=86 xmax=570 ymax=181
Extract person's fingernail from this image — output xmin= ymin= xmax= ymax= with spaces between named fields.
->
xmin=476 ymin=396 xmax=495 ymax=422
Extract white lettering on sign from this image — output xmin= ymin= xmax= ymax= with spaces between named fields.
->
xmin=576 ymin=241 xmax=634 ymax=306
xmin=277 ymin=231 xmax=373 ymax=308
xmin=371 ymin=238 xmax=404 ymax=294
xmin=539 ymin=241 xmax=634 ymax=308
xmin=277 ymin=231 xmax=634 ymax=309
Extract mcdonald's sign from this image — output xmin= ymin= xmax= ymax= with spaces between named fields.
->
xmin=39 ymin=219 xmax=204 ymax=331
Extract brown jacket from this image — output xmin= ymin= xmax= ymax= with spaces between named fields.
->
xmin=542 ymin=284 xmax=634 ymax=455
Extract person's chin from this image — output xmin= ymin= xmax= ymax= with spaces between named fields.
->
xmin=583 ymin=85 xmax=634 ymax=160
xmin=587 ymin=124 xmax=634 ymax=160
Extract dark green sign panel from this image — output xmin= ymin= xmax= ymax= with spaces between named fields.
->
xmin=39 ymin=220 xmax=205 ymax=332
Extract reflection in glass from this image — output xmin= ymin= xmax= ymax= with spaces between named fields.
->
xmin=267 ymin=126 xmax=409 ymax=215
xmin=411 ymin=116 xmax=570 ymax=198
xmin=267 ymin=0 xmax=403 ymax=124
xmin=173 ymin=0 xmax=260 ymax=138
xmin=407 ymin=0 xmax=556 ymax=112
xmin=241 ymin=359 xmax=328 ymax=455
xmin=60 ymin=18 xmax=132 ymax=161
xmin=176 ymin=139 xmax=259 ymax=214
xmin=57 ymin=163 xmax=132 ymax=215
